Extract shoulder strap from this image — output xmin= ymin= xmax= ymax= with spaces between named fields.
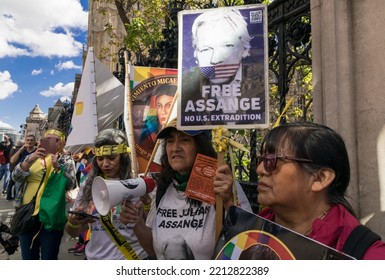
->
xmin=342 ymin=225 xmax=381 ymax=259
xmin=99 ymin=214 xmax=140 ymax=260
xmin=33 ymin=157 xmax=52 ymax=215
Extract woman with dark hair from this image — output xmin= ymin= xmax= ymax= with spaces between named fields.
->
xmin=120 ymin=119 xmax=251 ymax=259
xmin=256 ymin=122 xmax=385 ymax=259
xmin=65 ymin=128 xmax=148 ymax=260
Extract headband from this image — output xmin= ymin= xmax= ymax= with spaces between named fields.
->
xmin=45 ymin=129 xmax=65 ymax=142
xmin=94 ymin=143 xmax=130 ymax=156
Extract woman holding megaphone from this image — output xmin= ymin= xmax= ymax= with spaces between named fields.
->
xmin=65 ymin=128 xmax=152 ymax=260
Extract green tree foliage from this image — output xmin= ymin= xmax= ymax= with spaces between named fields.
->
xmin=97 ymin=0 xmax=171 ymax=62
xmin=102 ymin=1 xmax=271 ymax=62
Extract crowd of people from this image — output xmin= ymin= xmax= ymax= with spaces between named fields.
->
xmin=0 ymin=131 xmax=88 ymax=259
xmin=1 ymin=118 xmax=385 ymax=260
xmin=1 ymin=7 xmax=385 ymax=261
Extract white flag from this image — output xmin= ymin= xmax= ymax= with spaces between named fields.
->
xmin=65 ymin=47 xmax=125 ymax=153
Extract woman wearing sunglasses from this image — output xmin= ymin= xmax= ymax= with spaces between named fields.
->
xmin=256 ymin=122 xmax=385 ymax=259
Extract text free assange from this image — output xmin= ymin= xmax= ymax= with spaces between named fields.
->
xmin=184 ymin=84 xmax=261 ymax=112
xmin=184 ymin=97 xmax=261 ymax=112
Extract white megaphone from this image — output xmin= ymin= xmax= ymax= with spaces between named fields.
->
xmin=92 ymin=176 xmax=156 ymax=216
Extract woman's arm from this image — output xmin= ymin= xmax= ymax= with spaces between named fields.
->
xmin=65 ymin=183 xmax=93 ymax=238
xmin=11 ymin=160 xmax=31 ymax=183
xmin=120 ymin=200 xmax=156 ymax=257
xmin=213 ymin=164 xmax=235 ymax=209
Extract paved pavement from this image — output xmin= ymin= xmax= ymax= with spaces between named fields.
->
xmin=0 ymin=178 xmax=84 ymax=260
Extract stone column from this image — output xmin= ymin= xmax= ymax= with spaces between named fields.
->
xmin=311 ymin=0 xmax=385 ymax=238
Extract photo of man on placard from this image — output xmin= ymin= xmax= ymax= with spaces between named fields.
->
xmin=178 ymin=5 xmax=269 ymax=129
xmin=192 ymin=8 xmax=251 ymax=85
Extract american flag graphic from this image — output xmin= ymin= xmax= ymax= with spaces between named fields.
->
xmin=200 ymin=63 xmax=240 ymax=80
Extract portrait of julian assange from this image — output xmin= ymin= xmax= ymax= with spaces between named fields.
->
xmin=179 ymin=5 xmax=269 ymax=129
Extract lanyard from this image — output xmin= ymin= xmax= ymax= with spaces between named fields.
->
xmin=99 ymin=214 xmax=140 ymax=260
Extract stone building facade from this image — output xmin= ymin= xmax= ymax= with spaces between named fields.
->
xmin=87 ymin=0 xmax=126 ymax=71
xmin=311 ymin=0 xmax=385 ymax=238
xmin=24 ymin=104 xmax=47 ymax=142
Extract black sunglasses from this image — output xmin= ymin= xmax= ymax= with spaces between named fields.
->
xmin=257 ymin=154 xmax=313 ymax=173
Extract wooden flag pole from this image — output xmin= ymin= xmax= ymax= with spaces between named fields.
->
xmin=143 ymin=92 xmax=178 ymax=177
xmin=124 ymin=50 xmax=138 ymax=177
xmin=213 ymin=127 xmax=230 ymax=242
xmin=215 ymin=151 xmax=225 ymax=242
xmin=213 ymin=127 xmax=247 ymax=241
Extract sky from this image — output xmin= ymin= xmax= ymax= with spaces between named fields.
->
xmin=0 ymin=0 xmax=89 ymax=132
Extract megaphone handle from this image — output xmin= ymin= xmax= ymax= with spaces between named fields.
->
xmin=122 ymin=197 xmax=140 ymax=227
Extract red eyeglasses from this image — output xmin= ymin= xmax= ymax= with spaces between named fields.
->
xmin=257 ymin=154 xmax=313 ymax=173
